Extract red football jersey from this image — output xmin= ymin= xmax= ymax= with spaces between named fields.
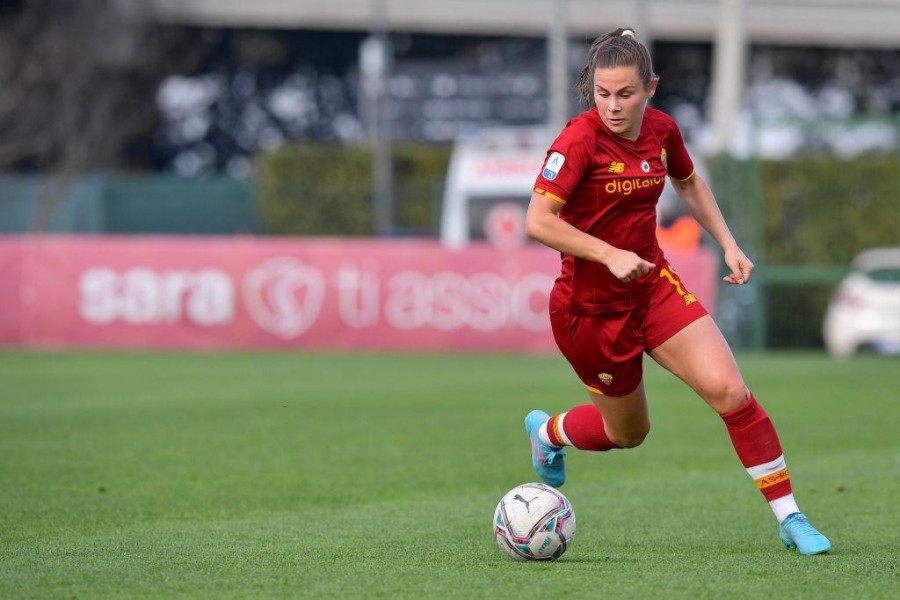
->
xmin=534 ymin=106 xmax=695 ymax=314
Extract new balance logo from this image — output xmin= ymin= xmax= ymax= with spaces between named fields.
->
xmin=608 ymin=162 xmax=625 ymax=173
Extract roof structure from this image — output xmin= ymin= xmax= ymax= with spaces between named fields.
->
xmin=149 ymin=0 xmax=900 ymax=48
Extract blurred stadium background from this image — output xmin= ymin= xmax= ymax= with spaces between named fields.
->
xmin=0 ymin=0 xmax=898 ymax=352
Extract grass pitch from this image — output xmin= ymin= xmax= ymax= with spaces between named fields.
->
xmin=1 ymin=349 xmax=898 ymax=598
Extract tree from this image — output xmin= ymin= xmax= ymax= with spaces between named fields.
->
xmin=0 ymin=0 xmax=214 ymax=227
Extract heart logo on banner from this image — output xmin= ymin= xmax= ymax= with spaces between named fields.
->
xmin=243 ymin=257 xmax=326 ymax=338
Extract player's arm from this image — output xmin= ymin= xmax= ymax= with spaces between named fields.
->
xmin=525 ymin=190 xmax=654 ymax=282
xmin=669 ymin=173 xmax=753 ymax=285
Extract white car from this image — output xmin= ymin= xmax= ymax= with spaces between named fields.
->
xmin=823 ymin=247 xmax=900 ymax=357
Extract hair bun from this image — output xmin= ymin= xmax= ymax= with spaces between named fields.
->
xmin=621 ymin=29 xmax=635 ymax=38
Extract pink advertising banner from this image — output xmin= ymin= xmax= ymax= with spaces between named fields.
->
xmin=0 ymin=235 xmax=717 ymax=351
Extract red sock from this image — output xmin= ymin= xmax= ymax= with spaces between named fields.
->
xmin=720 ymin=394 xmax=792 ymax=501
xmin=547 ymin=404 xmax=619 ymax=451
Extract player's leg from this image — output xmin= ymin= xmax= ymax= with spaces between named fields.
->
xmin=648 ymin=315 xmax=830 ymax=554
xmin=526 ymin=307 xmax=648 ymax=487
xmin=647 ymin=315 xmax=746 ymax=413
xmin=532 ymin=380 xmax=649 ymax=449
xmin=585 ymin=383 xmax=650 ymax=449
xmin=526 ymin=383 xmax=648 ymax=487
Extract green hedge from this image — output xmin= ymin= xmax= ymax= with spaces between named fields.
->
xmin=256 ymin=143 xmax=451 ymax=236
xmin=760 ymin=154 xmax=899 ymax=264
xmin=712 ymin=151 xmax=900 ymax=348
xmin=260 ymin=144 xmax=898 ymax=254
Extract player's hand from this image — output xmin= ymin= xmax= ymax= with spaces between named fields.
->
xmin=723 ymin=246 xmax=754 ymax=285
xmin=607 ymin=250 xmax=656 ymax=283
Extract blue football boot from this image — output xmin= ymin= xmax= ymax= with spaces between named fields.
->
xmin=524 ymin=410 xmax=566 ymax=488
xmin=779 ymin=512 xmax=831 ymax=555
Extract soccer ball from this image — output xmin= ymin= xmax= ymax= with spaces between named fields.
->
xmin=493 ymin=482 xmax=576 ymax=561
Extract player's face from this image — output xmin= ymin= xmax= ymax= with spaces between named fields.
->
xmin=593 ymin=65 xmax=657 ymax=141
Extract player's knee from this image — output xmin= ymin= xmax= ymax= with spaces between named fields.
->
xmin=609 ymin=423 xmax=650 ymax=449
xmin=708 ymin=381 xmax=750 ymax=414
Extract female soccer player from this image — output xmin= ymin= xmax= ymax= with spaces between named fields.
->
xmin=524 ymin=28 xmax=830 ymax=555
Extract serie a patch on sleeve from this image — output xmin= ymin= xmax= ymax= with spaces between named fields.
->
xmin=542 ymin=152 xmax=565 ymax=181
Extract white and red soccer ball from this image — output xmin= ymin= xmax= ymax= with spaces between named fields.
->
xmin=493 ymin=482 xmax=576 ymax=561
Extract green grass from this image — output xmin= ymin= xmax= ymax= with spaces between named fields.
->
xmin=1 ymin=350 xmax=898 ymax=599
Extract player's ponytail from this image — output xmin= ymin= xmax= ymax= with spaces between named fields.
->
xmin=576 ymin=27 xmax=656 ymax=108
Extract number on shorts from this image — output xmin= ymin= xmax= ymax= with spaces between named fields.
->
xmin=660 ymin=266 xmax=697 ymax=305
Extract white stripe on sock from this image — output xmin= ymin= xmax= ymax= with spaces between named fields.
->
xmin=537 ymin=422 xmax=556 ymax=447
xmin=538 ymin=413 xmax=569 ymax=448
xmin=745 ymin=454 xmax=786 ymax=480
xmin=769 ymin=493 xmax=800 ymax=523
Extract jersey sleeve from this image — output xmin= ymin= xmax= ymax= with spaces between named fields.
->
xmin=664 ymin=120 xmax=695 ymax=182
xmin=533 ymin=121 xmax=592 ymax=203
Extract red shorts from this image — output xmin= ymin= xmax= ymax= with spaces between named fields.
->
xmin=550 ymin=262 xmax=708 ymax=397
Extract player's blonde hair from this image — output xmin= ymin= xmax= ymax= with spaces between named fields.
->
xmin=577 ymin=28 xmax=656 ymax=108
